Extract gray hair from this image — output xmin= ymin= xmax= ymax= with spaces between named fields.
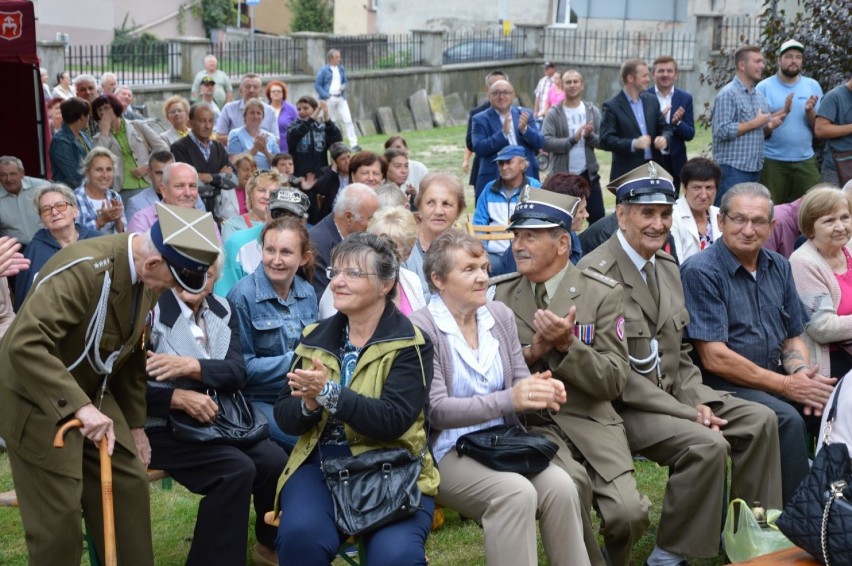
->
xmin=74 ymin=74 xmax=97 ymax=87
xmin=33 ymin=183 xmax=76 ymax=215
xmin=115 ymin=85 xmax=132 ymax=96
xmin=333 ymin=183 xmax=374 ymax=219
xmin=330 ymin=232 xmax=400 ymax=302
xmin=0 ymin=156 xmax=24 ymax=171
xmin=161 ymin=162 xmax=198 ymax=188
xmin=327 ymin=49 xmax=340 ymax=62
xmin=719 ymin=182 xmax=774 ymax=221
xmin=81 ymin=146 xmax=118 ymax=175
xmin=367 ymin=206 xmax=417 ymax=261
xmin=375 ymin=184 xmax=408 ymax=208
xmin=423 ymin=229 xmax=486 ymax=295
xmin=99 ymin=72 xmax=116 ymax=85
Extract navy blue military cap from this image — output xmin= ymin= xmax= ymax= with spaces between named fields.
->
xmin=509 ymin=186 xmax=580 ymax=230
xmin=607 ymin=161 xmax=677 ymax=205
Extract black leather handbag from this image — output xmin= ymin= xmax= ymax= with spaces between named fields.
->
xmin=455 ymin=424 xmax=559 ymax=474
xmin=776 ymin=377 xmax=852 ymax=566
xmin=170 ymin=389 xmax=269 ymax=446
xmin=321 ymin=446 xmax=424 ymax=536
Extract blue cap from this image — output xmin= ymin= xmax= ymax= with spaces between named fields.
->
xmin=607 ymin=161 xmax=676 ymax=205
xmin=494 ymin=145 xmax=527 ymax=163
xmin=509 ymin=187 xmax=580 ymax=230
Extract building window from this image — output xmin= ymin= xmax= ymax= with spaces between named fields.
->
xmin=552 ymin=0 xmax=578 ymax=26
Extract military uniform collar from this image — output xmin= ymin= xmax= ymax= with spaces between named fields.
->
xmin=616 ymin=229 xmax=655 ymax=273
xmin=528 ymin=261 xmax=570 ymax=307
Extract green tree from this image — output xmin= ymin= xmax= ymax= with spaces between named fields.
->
xmin=194 ymin=0 xmax=237 ymax=37
xmin=290 ymin=0 xmax=333 ymax=33
xmin=699 ymin=0 xmax=852 ymax=126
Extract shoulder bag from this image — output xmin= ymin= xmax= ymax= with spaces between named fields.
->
xmin=455 ymin=424 xmax=558 ymax=474
xmin=776 ymin=377 xmax=852 ymax=566
xmin=833 ymin=150 xmax=852 ymax=188
xmin=170 ymin=389 xmax=269 ymax=446
xmin=320 ymin=338 xmax=428 ymax=536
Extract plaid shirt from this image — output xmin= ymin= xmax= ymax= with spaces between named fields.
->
xmin=711 ymin=76 xmax=770 ymax=172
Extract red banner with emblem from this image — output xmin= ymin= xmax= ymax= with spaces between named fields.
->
xmin=0 ymin=1 xmax=36 ymax=64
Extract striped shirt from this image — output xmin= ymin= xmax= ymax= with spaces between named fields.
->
xmin=711 ymin=76 xmax=771 ymax=172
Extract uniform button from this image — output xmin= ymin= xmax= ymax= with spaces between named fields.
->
xmin=638 ymin=330 xmax=644 ymax=335
xmin=58 ymin=398 xmax=67 ymax=407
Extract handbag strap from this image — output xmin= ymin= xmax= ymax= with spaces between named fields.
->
xmin=821 ymin=477 xmax=849 ymax=566
xmin=822 ymin=375 xmax=846 ymax=446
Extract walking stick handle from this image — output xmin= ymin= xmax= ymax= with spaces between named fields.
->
xmin=53 ymin=418 xmax=84 ymax=448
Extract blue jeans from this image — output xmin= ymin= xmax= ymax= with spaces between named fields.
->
xmin=253 ymin=400 xmax=298 ymax=454
xmin=716 ymin=165 xmax=761 ymax=206
xmin=276 ymin=444 xmax=435 ymax=566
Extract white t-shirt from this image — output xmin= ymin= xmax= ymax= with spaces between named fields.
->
xmin=329 ymin=66 xmax=342 ymax=96
xmin=563 ymin=104 xmax=588 ymax=174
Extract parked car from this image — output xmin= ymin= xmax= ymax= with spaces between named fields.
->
xmin=442 ymin=39 xmax=518 ymax=64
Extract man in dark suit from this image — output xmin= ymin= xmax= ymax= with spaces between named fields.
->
xmin=600 ymin=58 xmax=673 ymax=181
xmin=171 ymin=104 xmax=232 ymax=184
xmin=647 ymin=56 xmax=695 ymax=189
xmin=464 ymin=70 xmax=508 ymax=189
xmin=471 ymin=79 xmax=544 ymax=199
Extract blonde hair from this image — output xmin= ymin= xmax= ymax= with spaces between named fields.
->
xmin=798 ymin=184 xmax=851 ymax=238
xmin=367 ymin=206 xmax=418 ymax=261
xmin=245 ymin=170 xmax=281 ymax=209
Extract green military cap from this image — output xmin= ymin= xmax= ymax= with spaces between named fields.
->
xmin=150 ymin=203 xmax=220 ymax=293
xmin=509 ymin=186 xmax=581 ymax=230
xmin=607 ymin=161 xmax=677 ymax=205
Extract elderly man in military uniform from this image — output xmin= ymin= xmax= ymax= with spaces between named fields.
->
xmin=0 ymin=203 xmax=220 ymax=566
xmin=578 ymin=162 xmax=782 ymax=566
xmin=489 ymin=189 xmax=645 ymax=566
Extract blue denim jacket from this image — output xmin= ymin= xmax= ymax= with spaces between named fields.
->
xmin=227 ymin=268 xmax=318 ymax=402
xmin=315 ymin=64 xmax=347 ymax=100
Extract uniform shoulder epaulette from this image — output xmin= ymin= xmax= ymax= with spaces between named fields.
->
xmin=488 ymin=272 xmax=523 ymax=286
xmin=581 ymin=267 xmax=619 ymax=288
xmin=89 ymin=255 xmax=114 ymax=274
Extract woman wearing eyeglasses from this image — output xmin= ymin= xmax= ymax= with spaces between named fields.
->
xmin=271 ymin=232 xmax=437 ymax=566
xmin=227 ymin=216 xmax=318 ymax=453
xmin=14 ymin=184 xmax=98 ymax=310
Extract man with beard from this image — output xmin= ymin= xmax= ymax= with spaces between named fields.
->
xmin=756 ymin=40 xmax=823 ymax=204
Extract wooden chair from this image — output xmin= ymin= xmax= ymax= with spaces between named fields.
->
xmin=727 ymin=546 xmax=820 ymax=565
xmin=465 ymin=219 xmax=514 ymax=242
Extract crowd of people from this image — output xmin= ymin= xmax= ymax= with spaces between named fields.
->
xmin=0 ymin=38 xmax=852 ymax=566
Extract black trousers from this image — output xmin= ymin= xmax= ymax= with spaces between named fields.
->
xmin=148 ymin=430 xmax=288 ymax=566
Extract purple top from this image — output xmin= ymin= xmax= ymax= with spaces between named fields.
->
xmin=764 ymin=198 xmax=802 ymax=258
xmin=277 ymin=101 xmax=299 ymax=153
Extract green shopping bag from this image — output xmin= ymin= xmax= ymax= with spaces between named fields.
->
xmin=723 ymin=499 xmax=795 ymax=562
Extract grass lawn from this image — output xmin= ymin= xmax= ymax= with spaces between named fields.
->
xmin=0 ymin=123 xmax=727 ymax=565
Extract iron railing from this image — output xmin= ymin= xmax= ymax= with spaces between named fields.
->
xmin=64 ymin=42 xmax=181 ymax=85
xmin=210 ymin=36 xmax=302 ymax=77
xmin=718 ymin=15 xmax=764 ymax=51
xmin=544 ymin=28 xmax=695 ymax=65
xmin=442 ymin=29 xmax=527 ymax=65
xmin=327 ymin=34 xmax=423 ymax=71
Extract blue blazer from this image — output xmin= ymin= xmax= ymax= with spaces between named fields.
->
xmin=600 ymin=91 xmax=673 ymax=181
xmin=647 ymin=86 xmax=695 ymax=189
xmin=471 ymin=106 xmax=544 ymax=197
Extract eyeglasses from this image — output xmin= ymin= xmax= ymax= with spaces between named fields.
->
xmin=490 ymin=90 xmax=514 ymax=97
xmin=326 ymin=266 xmax=377 ymax=280
xmin=39 ymin=201 xmax=73 ymax=216
xmin=724 ymin=213 xmax=771 ymax=228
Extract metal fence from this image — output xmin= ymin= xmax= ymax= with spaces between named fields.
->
xmin=210 ymin=36 xmax=302 ymax=77
xmin=718 ymin=15 xmax=764 ymax=51
xmin=442 ymin=29 xmax=527 ymax=65
xmin=327 ymin=34 xmax=422 ymax=71
xmin=64 ymin=42 xmax=181 ymax=85
xmin=545 ymin=28 xmax=695 ymax=65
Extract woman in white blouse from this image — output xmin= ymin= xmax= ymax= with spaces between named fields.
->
xmin=670 ymin=158 xmax=723 ymax=263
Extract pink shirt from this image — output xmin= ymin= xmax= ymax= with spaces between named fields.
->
xmin=397 ymin=285 xmax=413 ymax=316
xmin=835 ymin=248 xmax=852 ymax=316
xmin=235 ymin=187 xmax=248 ymax=215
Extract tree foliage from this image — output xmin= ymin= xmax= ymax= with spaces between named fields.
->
xmin=699 ymin=0 xmax=852 ymax=126
xmin=195 ymin=0 xmax=238 ymax=37
xmin=290 ymin=0 xmax=333 ymax=33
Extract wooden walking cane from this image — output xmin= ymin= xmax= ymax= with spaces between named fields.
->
xmin=54 ymin=418 xmax=117 ymax=566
